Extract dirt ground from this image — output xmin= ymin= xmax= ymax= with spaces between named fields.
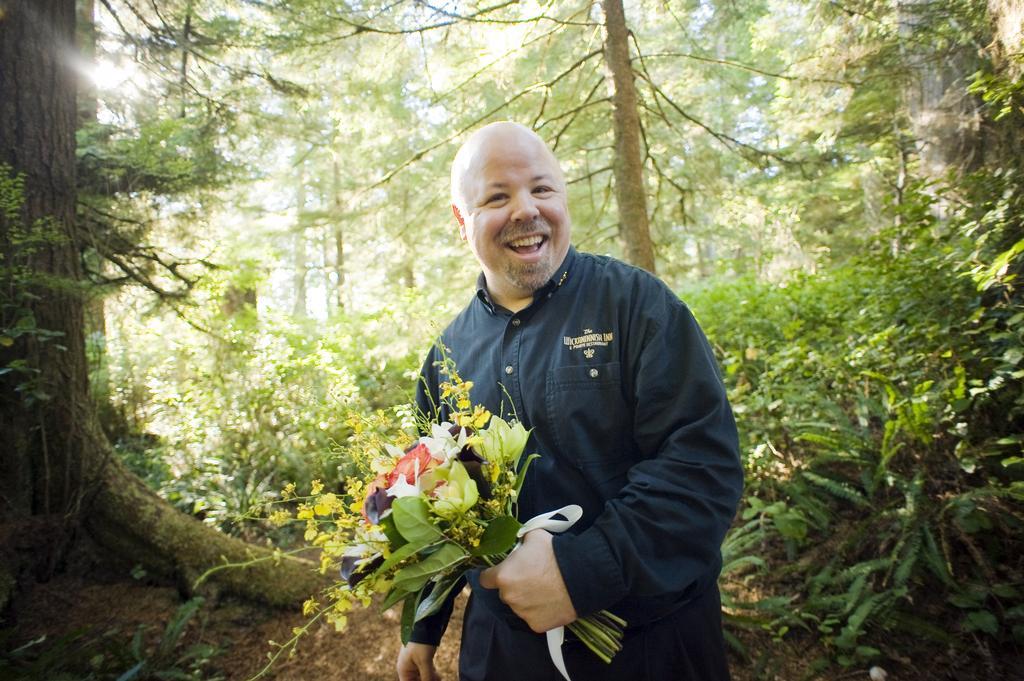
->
xmin=3 ymin=571 xmax=1016 ymax=681
xmin=5 ymin=573 xmax=462 ymax=681
xmin=5 ymin=572 xmax=775 ymax=681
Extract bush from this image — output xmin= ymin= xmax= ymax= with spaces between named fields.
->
xmin=689 ymin=175 xmax=1024 ymax=667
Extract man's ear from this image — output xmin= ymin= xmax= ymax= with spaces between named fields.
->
xmin=451 ymin=204 xmax=467 ymax=240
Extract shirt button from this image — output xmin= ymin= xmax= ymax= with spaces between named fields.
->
xmin=505 ymin=365 xmax=514 ymax=375
xmin=512 ymin=318 xmax=521 ymax=327
xmin=589 ymin=368 xmax=599 ymax=378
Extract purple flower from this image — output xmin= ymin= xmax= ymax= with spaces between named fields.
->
xmin=363 ymin=485 xmax=393 ymax=525
xmin=449 ymin=425 xmax=492 ymax=498
xmin=340 ymin=552 xmax=384 ymax=587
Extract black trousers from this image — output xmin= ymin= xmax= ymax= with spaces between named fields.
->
xmin=458 ymin=585 xmax=732 ymax=681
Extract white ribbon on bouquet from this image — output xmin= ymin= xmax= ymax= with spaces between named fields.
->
xmin=515 ymin=504 xmax=584 ymax=681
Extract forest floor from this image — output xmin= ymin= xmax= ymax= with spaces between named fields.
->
xmin=4 ymin=568 xmax=1009 ymax=681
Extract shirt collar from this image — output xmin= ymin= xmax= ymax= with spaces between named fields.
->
xmin=474 ymin=245 xmax=577 ymax=315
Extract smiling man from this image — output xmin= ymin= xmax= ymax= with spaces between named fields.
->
xmin=397 ymin=122 xmax=743 ymax=681
xmin=449 ymin=122 xmax=571 ymax=312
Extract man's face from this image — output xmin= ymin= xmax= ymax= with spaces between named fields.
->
xmin=454 ymin=129 xmax=571 ymax=309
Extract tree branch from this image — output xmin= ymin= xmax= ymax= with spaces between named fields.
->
xmin=633 ymin=69 xmax=791 ymax=167
xmin=634 ymin=51 xmax=860 ymax=86
xmin=412 ymin=0 xmax=597 ymax=27
xmin=567 ymin=165 xmax=613 ymax=185
xmin=367 ymin=48 xmax=603 ymax=189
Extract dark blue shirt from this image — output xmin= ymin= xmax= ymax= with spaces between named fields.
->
xmin=412 ymin=246 xmax=742 ymax=643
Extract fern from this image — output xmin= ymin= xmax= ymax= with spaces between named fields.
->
xmin=836 ymin=588 xmax=900 ymax=650
xmin=843 ymin=574 xmax=869 ymax=616
xmin=834 ymin=558 xmax=889 ymax=585
xmin=892 ymin=527 xmax=922 ymax=588
xmin=801 ymin=471 xmax=870 ymax=508
xmin=920 ymin=524 xmax=954 ymax=586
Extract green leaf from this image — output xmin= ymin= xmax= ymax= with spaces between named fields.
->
xmin=379 ymin=513 xmax=408 ymax=549
xmin=380 ymin=585 xmax=413 ymax=612
xmin=991 ymin=584 xmax=1019 ymax=599
xmin=514 ymin=453 xmax=540 ymax=498
xmin=772 ymin=509 xmax=808 ymax=541
xmin=472 ymin=515 xmax=521 ymax=556
xmin=397 ymin=589 xmax=417 ymax=643
xmin=391 ymin=542 xmax=467 ymax=593
xmin=965 ymin=610 xmax=999 ymax=635
xmin=415 ymin=573 xmax=465 ymax=621
xmin=392 ymin=496 xmax=442 ymax=545
xmin=375 ymin=540 xmax=431 ymax=575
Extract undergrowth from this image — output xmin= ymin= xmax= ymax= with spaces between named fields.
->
xmin=697 ymin=171 xmax=1024 ymax=676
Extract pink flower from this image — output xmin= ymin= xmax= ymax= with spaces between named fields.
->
xmin=387 ymin=443 xmax=435 ymax=487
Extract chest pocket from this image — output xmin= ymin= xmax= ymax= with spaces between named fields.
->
xmin=545 ymin=361 xmax=635 ymax=498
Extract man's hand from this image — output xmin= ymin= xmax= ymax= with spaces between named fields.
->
xmin=396 ymin=642 xmax=440 ymax=681
xmin=478 ymin=529 xmax=577 ymax=633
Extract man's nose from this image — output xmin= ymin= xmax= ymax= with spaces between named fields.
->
xmin=509 ymin=191 xmax=539 ymax=223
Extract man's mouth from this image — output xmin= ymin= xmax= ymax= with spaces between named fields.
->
xmin=506 ymin=235 xmax=546 ymax=254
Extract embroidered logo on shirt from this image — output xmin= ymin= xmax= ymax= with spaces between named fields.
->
xmin=563 ymin=328 xmax=614 ymax=352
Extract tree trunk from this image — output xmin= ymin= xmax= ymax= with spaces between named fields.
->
xmin=984 ymin=0 xmax=1024 ymax=172
xmin=0 ymin=0 xmax=84 ymax=523
xmin=76 ymin=0 xmax=96 ymax=125
xmin=332 ymin=159 xmax=345 ymax=312
xmin=0 ymin=0 xmax=324 ymax=610
xmin=897 ymin=0 xmax=982 ymax=181
xmin=292 ymin=161 xmax=308 ymax=317
xmin=987 ymin=0 xmax=1024 ymax=81
xmin=601 ymin=0 xmax=657 ymax=274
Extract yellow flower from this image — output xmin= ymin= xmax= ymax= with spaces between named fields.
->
xmin=314 ymin=493 xmax=339 ymax=516
xmin=281 ymin=482 xmax=296 ymax=500
xmin=302 ymin=598 xmax=319 ymax=616
xmin=310 ymin=479 xmax=325 ymax=495
xmin=268 ymin=509 xmax=291 ymax=526
xmin=469 ymin=405 xmax=491 ymax=429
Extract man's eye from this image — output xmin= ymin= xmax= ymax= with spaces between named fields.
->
xmin=485 ymin=194 xmax=507 ymax=204
xmin=533 ymin=186 xmax=553 ymax=194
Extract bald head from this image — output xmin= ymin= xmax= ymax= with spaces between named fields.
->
xmin=446 ymin=121 xmax=572 ymax=312
xmin=450 ymin=121 xmax=565 ymax=213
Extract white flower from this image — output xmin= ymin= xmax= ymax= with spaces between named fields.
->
xmin=418 ymin=422 xmax=468 ymax=462
xmin=386 ymin=476 xmax=422 ymax=498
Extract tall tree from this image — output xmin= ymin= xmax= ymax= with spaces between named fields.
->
xmin=602 ymin=0 xmax=656 ymax=273
xmin=0 ymin=0 xmax=322 ymax=608
xmin=292 ymin=159 xmax=309 ymax=318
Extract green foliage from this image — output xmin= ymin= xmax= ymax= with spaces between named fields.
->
xmin=697 ymin=166 xmax=1024 ymax=667
xmin=0 ymin=598 xmax=222 ymax=681
xmin=0 ymin=163 xmax=71 ymax=406
xmin=101 ymin=277 xmax=427 ymax=535
xmin=74 ymin=0 xmax=1023 ymax=675
xmin=969 ymin=67 xmax=1024 ymax=122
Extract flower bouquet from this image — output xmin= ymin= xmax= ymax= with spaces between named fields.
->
xmin=283 ymin=370 xmax=625 ymax=672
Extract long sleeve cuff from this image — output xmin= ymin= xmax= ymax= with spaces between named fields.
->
xmin=551 ymin=525 xmax=628 ymax=617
